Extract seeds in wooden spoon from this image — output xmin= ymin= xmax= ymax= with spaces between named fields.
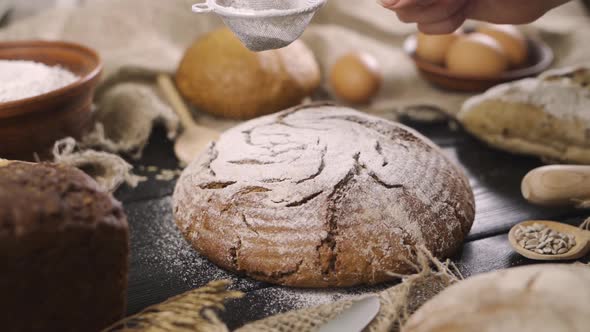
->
xmin=514 ymin=223 xmax=576 ymax=255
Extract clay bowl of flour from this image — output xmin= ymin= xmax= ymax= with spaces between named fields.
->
xmin=0 ymin=41 xmax=102 ymax=160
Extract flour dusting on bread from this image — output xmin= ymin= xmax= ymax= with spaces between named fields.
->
xmin=174 ymin=104 xmax=475 ymax=287
xmin=459 ymin=67 xmax=590 ymax=164
xmin=462 ymin=67 xmax=590 ymax=123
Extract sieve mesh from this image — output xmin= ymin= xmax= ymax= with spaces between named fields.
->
xmin=193 ymin=0 xmax=325 ymax=51
xmin=217 ymin=0 xmax=318 ymax=11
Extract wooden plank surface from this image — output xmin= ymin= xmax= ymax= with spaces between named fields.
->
xmin=115 ymin=128 xmax=181 ymax=204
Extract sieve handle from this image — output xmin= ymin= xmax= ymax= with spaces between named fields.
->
xmin=192 ymin=2 xmax=213 ymax=13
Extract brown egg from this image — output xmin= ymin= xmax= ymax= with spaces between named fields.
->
xmin=329 ymin=52 xmax=382 ymax=105
xmin=477 ymin=24 xmax=528 ymax=67
xmin=416 ymin=32 xmax=461 ymax=65
xmin=446 ymin=33 xmax=509 ymax=77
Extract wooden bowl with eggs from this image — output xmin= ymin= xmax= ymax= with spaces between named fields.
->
xmin=0 ymin=41 xmax=102 ymax=160
xmin=404 ymin=25 xmax=554 ymax=92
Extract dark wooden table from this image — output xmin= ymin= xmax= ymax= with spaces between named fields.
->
xmin=116 ymin=116 xmax=589 ymax=330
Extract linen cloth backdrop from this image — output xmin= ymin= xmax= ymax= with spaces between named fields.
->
xmin=1 ymin=0 xmax=588 ymax=156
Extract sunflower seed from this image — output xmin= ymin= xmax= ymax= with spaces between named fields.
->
xmin=515 ymin=223 xmax=575 ymax=256
xmin=537 ymin=239 xmax=552 ymax=249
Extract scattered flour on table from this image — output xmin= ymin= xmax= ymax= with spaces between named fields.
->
xmin=256 ymin=286 xmax=374 ymax=317
xmin=0 ymin=60 xmax=79 ymax=103
xmin=133 ymin=197 xmax=243 ymax=286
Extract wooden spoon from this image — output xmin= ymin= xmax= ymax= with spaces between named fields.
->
xmin=156 ymin=74 xmax=220 ymax=166
xmin=521 ymin=165 xmax=590 ymax=206
xmin=509 ymin=220 xmax=590 ymax=261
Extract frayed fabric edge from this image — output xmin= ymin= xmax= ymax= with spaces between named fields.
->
xmin=52 ymin=137 xmax=146 ymax=193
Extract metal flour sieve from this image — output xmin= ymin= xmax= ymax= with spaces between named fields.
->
xmin=192 ymin=0 xmax=326 ymax=51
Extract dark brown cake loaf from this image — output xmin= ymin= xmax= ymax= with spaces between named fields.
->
xmin=173 ymin=104 xmax=475 ymax=288
xmin=0 ymin=160 xmax=129 ymax=332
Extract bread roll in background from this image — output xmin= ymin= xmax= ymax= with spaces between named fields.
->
xmin=459 ymin=67 xmax=590 ymax=164
xmin=176 ymin=28 xmax=321 ymax=120
xmin=403 ymin=264 xmax=590 ymax=332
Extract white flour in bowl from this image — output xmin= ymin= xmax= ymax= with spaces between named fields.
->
xmin=0 ymin=60 xmax=79 ymax=103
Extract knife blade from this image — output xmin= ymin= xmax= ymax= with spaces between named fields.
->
xmin=318 ymin=295 xmax=381 ymax=332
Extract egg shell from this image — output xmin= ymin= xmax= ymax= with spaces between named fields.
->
xmin=446 ymin=33 xmax=509 ymax=78
xmin=416 ymin=32 xmax=461 ymax=65
xmin=329 ymin=52 xmax=382 ymax=105
xmin=477 ymin=24 xmax=528 ymax=67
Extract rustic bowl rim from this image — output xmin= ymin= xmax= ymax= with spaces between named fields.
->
xmin=403 ymin=33 xmax=554 ymax=82
xmin=0 ymin=40 xmax=103 ymax=117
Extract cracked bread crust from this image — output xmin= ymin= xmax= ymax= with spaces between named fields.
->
xmin=173 ymin=104 xmax=475 ymax=287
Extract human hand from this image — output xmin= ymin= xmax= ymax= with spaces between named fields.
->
xmin=379 ymin=0 xmax=571 ymax=34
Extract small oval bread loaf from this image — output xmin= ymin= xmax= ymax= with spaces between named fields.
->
xmin=459 ymin=67 xmax=590 ymax=164
xmin=176 ymin=28 xmax=321 ymax=120
xmin=403 ymin=264 xmax=590 ymax=332
xmin=173 ymin=103 xmax=475 ymax=287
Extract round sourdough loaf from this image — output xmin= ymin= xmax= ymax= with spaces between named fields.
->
xmin=173 ymin=103 xmax=475 ymax=287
